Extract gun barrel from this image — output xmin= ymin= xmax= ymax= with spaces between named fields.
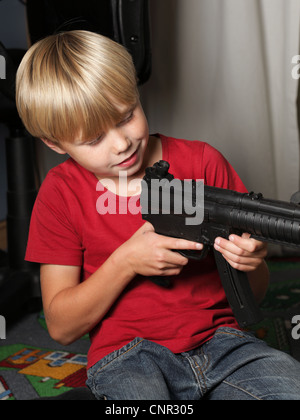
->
xmin=142 ymin=160 xmax=300 ymax=248
xmin=205 ymin=186 xmax=300 ymax=247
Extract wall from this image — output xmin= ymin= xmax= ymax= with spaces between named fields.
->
xmin=140 ymin=0 xmax=300 ymax=200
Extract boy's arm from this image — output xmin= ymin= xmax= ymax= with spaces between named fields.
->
xmin=41 ymin=222 xmax=203 ymax=346
xmin=40 ymin=259 xmax=135 ymax=346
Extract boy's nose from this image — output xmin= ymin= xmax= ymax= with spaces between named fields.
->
xmin=113 ymin=134 xmax=132 ymax=154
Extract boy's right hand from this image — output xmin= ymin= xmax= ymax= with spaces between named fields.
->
xmin=117 ymin=222 xmax=203 ymax=278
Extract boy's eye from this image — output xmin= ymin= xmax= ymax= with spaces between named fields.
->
xmin=125 ymin=111 xmax=134 ymax=122
xmin=118 ymin=110 xmax=134 ymax=126
xmin=84 ymin=107 xmax=135 ymax=146
xmin=87 ymin=134 xmax=103 ymax=146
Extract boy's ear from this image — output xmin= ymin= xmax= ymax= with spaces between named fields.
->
xmin=41 ymin=138 xmax=67 ymax=155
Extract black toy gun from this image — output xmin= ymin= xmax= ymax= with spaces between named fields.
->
xmin=141 ymin=161 xmax=300 ymax=328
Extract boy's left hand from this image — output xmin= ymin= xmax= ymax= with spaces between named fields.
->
xmin=214 ymin=233 xmax=268 ymax=273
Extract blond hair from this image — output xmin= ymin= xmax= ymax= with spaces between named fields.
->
xmin=16 ymin=30 xmax=139 ymax=143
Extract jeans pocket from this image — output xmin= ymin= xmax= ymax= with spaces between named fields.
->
xmin=86 ymin=337 xmax=144 ymax=393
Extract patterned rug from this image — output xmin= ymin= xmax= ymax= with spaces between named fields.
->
xmin=0 ymin=344 xmax=88 ymax=400
xmin=0 ymin=309 xmax=90 ymax=400
xmin=1 ymin=259 xmax=300 ymax=400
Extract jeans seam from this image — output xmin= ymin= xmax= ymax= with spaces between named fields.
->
xmin=200 ymin=347 xmax=210 ymax=375
xmin=94 ymin=338 xmax=145 ymax=377
xmin=216 ymin=331 xmax=247 ymax=339
xmin=187 ymin=348 xmax=210 ymax=397
xmin=223 ymin=380 xmax=262 ymax=400
xmin=195 ymin=359 xmax=207 ymax=395
xmin=186 ymin=356 xmax=205 ymax=395
xmin=199 ymin=347 xmax=210 ymax=395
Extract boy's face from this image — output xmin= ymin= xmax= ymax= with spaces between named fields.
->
xmin=46 ymin=101 xmax=149 ymax=180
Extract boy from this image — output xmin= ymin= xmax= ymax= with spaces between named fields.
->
xmin=16 ymin=30 xmax=300 ymax=400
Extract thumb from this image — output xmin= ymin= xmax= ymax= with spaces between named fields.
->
xmin=141 ymin=221 xmax=155 ymax=233
xmin=241 ymin=232 xmax=251 ymax=240
xmin=132 ymin=221 xmax=155 ymax=238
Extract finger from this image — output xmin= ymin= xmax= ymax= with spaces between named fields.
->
xmin=241 ymin=233 xmax=251 ymax=240
xmin=151 ymin=253 xmax=188 ymax=276
xmin=215 ymin=242 xmax=267 ymax=268
xmin=164 ymin=237 xmax=203 ymax=251
xmin=166 ymin=250 xmax=190 ymax=266
xmin=139 ymin=224 xmax=203 ymax=251
xmin=215 ymin=235 xmax=266 ymax=256
xmin=214 ymin=237 xmax=249 ymax=258
xmin=157 ymin=252 xmax=189 ymax=267
xmin=220 ymin=247 xmax=262 ymax=267
xmin=222 ymin=254 xmax=261 ymax=272
xmin=152 ymin=247 xmax=189 ymax=268
xmin=159 ymin=266 xmax=185 ymax=277
xmin=229 ymin=234 xmax=267 ymax=253
xmin=215 ymin=237 xmax=267 ymax=269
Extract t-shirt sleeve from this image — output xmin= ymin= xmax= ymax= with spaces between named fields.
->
xmin=201 ymin=142 xmax=248 ymax=193
xmin=25 ymin=173 xmax=83 ymax=266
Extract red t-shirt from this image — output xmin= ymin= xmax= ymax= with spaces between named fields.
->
xmin=25 ymin=135 xmax=247 ymax=369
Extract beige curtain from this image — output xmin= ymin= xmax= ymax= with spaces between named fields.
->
xmin=140 ymin=0 xmax=300 ymax=202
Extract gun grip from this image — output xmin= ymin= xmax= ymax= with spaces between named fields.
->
xmin=149 ymin=276 xmax=172 ymax=288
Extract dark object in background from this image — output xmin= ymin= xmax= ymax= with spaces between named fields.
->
xmin=26 ymin=0 xmax=152 ymax=84
xmin=0 ymin=40 xmax=39 ymax=323
xmin=0 ymin=42 xmax=37 ymax=272
xmin=0 ymin=0 xmax=152 ymax=324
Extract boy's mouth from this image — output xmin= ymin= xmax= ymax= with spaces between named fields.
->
xmin=117 ymin=148 xmax=139 ymax=168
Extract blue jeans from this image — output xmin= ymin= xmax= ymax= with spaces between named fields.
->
xmin=86 ymin=327 xmax=300 ymax=400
